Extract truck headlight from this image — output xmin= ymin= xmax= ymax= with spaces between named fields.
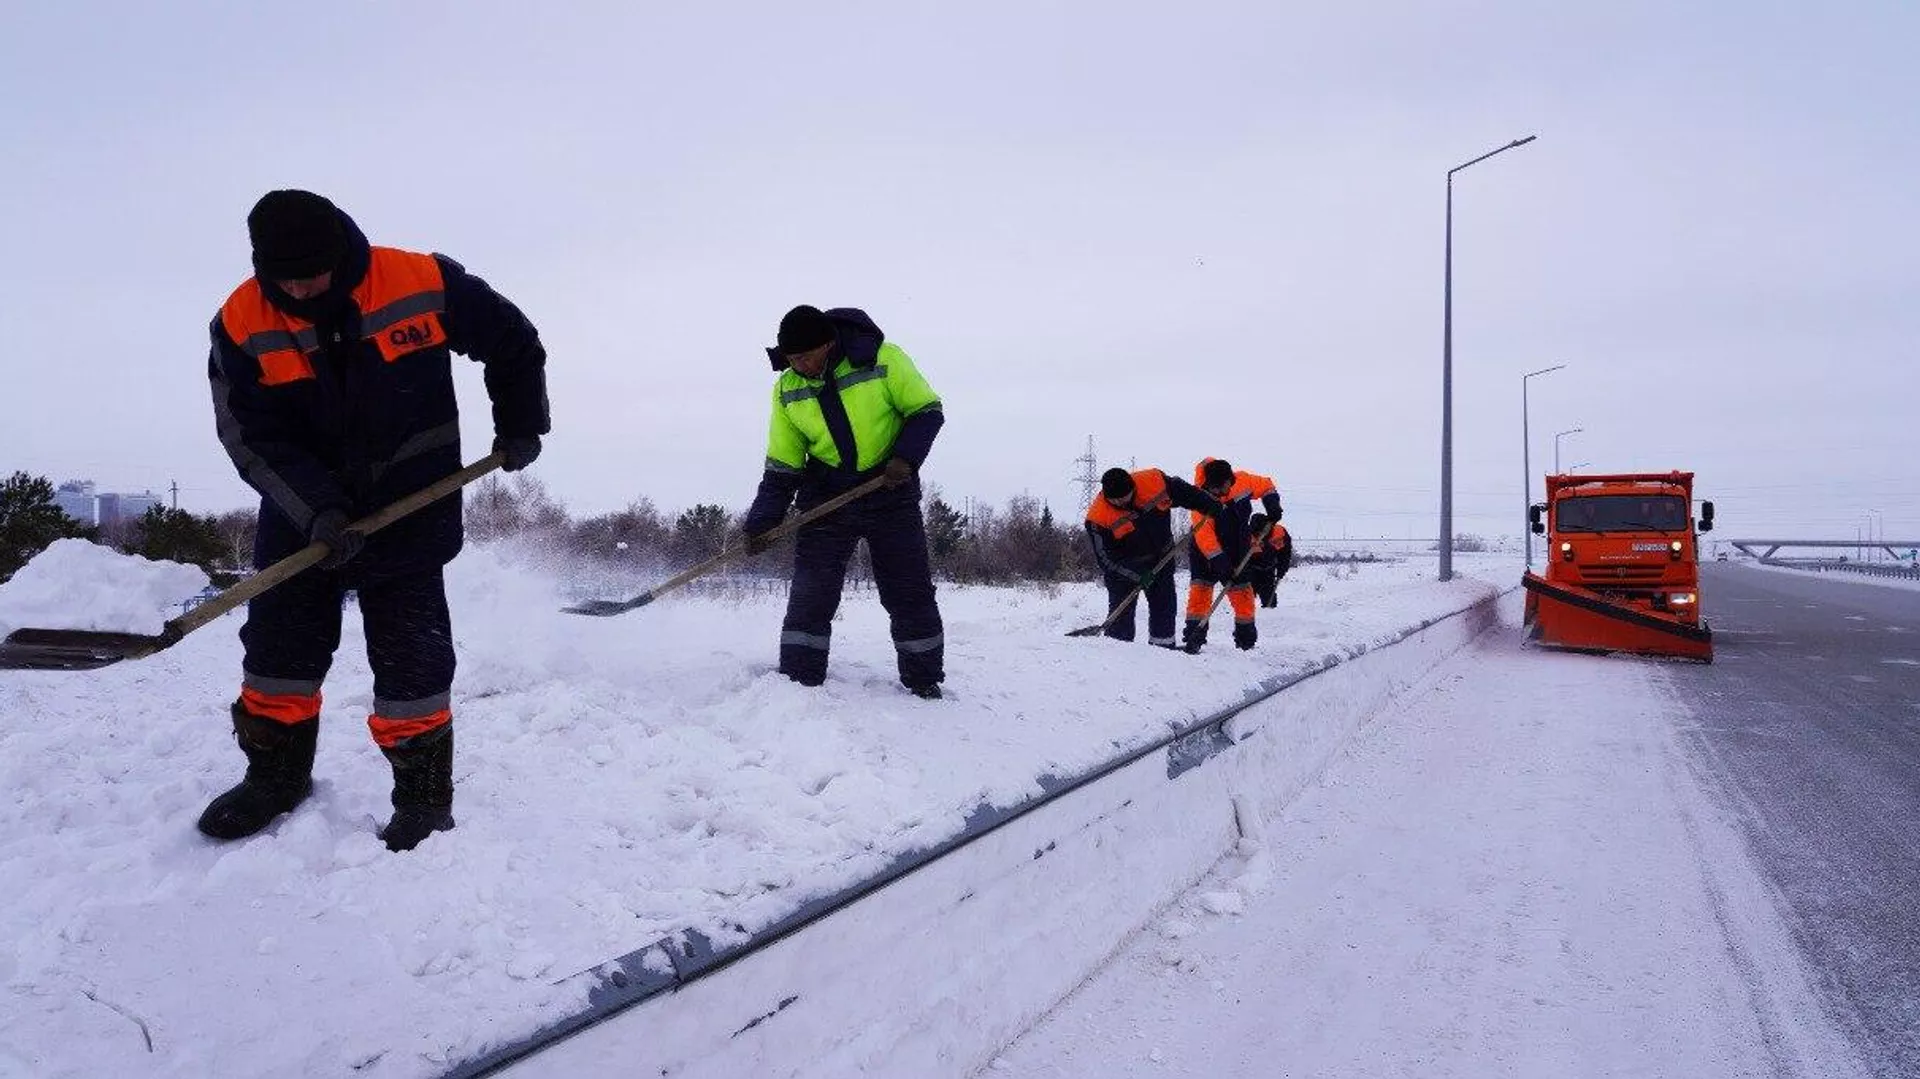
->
xmin=1671 ymin=593 xmax=1696 ymax=605
xmin=1670 ymin=539 xmax=1683 ymax=560
xmin=1560 ymin=541 xmax=1574 ymax=562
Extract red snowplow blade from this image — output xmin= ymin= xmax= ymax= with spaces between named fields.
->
xmin=1521 ymin=572 xmax=1713 ymax=663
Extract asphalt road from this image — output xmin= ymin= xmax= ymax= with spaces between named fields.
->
xmin=1679 ymin=564 xmax=1920 ymax=1077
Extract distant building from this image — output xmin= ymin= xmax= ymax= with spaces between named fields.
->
xmin=59 ymin=481 xmax=165 ymax=529
xmin=54 ymin=481 xmax=98 ymax=526
xmin=97 ymin=491 xmax=162 ymax=527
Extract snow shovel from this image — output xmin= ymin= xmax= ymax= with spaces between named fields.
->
xmin=562 ymin=474 xmax=889 ymax=617
xmin=1065 ymin=536 xmax=1186 ymax=638
xmin=0 ymin=453 xmax=505 ymax=672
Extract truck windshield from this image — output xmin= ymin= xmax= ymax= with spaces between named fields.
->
xmin=1556 ymin=495 xmax=1689 ymax=534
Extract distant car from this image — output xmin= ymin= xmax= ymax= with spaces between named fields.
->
xmin=1715 ymin=552 xmax=1728 ymax=561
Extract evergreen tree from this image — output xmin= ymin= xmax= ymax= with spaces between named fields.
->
xmin=0 ymin=471 xmax=94 ymax=583
xmin=128 ymin=505 xmax=233 ymax=572
xmin=925 ymin=497 xmax=967 ymax=559
xmin=673 ymin=503 xmax=733 ymax=562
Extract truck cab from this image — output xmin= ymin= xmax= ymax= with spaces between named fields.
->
xmin=1523 ymin=471 xmax=1714 ymax=661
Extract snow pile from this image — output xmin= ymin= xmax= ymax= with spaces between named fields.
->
xmin=0 ymin=547 xmax=1509 ymax=1078
xmin=0 ymin=539 xmax=209 ymax=637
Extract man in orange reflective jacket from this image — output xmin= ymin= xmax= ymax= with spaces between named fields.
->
xmin=199 ymin=190 xmax=549 ymax=851
xmin=1084 ymin=467 xmax=1219 ymax=647
xmin=1185 ymin=458 xmax=1284 ymax=652
xmin=1244 ymin=512 xmax=1294 ymax=608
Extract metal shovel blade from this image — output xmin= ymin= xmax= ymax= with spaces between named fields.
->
xmin=561 ymin=596 xmax=650 ymax=617
xmin=0 ymin=628 xmax=173 ymax=671
xmin=1064 ymin=624 xmax=1105 ymax=638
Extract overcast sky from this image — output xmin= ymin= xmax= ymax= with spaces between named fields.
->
xmin=2 ymin=2 xmax=1915 ymax=546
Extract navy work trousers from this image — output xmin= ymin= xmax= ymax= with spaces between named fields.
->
xmin=779 ymin=484 xmax=944 ymax=689
xmin=240 ymin=566 xmax=456 ymax=741
xmin=1103 ymin=567 xmax=1177 ymax=646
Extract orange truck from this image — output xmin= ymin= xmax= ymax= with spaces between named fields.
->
xmin=1522 ymin=471 xmax=1715 ymax=662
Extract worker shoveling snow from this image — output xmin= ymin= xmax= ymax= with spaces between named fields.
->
xmin=0 ymin=539 xmax=208 ymax=638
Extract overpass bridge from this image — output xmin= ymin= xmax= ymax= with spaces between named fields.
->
xmin=1724 ymin=538 xmax=1920 ymax=580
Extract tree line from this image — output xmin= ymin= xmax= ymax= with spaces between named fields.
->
xmin=1 ymin=470 xmax=1100 ymax=587
xmin=465 ymin=474 xmax=1099 ymax=584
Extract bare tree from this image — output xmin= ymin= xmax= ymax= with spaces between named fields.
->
xmin=466 ymin=474 xmax=569 ymax=542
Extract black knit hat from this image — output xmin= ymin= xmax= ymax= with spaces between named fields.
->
xmin=248 ymin=190 xmax=346 ymax=281
xmin=1100 ymin=468 xmax=1135 ymax=500
xmin=776 ymin=305 xmax=835 ymax=354
xmin=1203 ymin=459 xmax=1234 ymax=489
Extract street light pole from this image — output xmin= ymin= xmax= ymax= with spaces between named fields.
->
xmin=1441 ymin=133 xmax=1538 ymax=582
xmin=1521 ymin=363 xmax=1565 ymax=570
xmin=1554 ymin=427 xmax=1583 ymax=474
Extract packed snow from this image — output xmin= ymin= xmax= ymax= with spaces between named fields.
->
xmin=987 ymin=612 xmax=1862 ymax=1079
xmin=0 ymin=539 xmax=208 ymax=638
xmin=0 ymin=545 xmax=1507 ymax=1078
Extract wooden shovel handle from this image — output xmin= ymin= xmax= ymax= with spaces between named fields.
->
xmin=168 ymin=453 xmax=505 ymax=637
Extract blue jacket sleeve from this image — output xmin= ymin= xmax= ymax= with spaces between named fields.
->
xmin=1262 ymin=492 xmax=1283 ymax=519
xmin=206 ymin=318 xmax=351 ymax=534
xmin=891 ymin=404 xmax=944 ymax=470
xmin=744 ymin=468 xmax=803 ymax=536
xmin=437 ymin=255 xmax=550 ymax=439
xmin=1085 ymin=522 xmax=1137 ymax=580
xmin=1167 ymin=476 xmax=1220 ymax=515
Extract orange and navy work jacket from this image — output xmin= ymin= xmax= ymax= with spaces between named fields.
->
xmin=209 ymin=217 xmax=548 ymax=576
xmin=1188 ymin=459 xmax=1284 ymax=563
xmin=1084 ymin=468 xmax=1218 ymax=578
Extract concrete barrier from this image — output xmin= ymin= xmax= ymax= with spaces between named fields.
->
xmin=454 ymin=589 xmax=1504 ymax=1079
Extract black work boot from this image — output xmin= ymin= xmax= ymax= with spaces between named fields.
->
xmin=1233 ymin=622 xmax=1258 ymax=650
xmin=906 ymin=682 xmax=943 ymax=700
xmin=1182 ymin=620 xmax=1209 ymax=655
xmin=379 ymin=727 xmax=455 ymax=852
xmin=197 ymin=703 xmax=318 ymax=840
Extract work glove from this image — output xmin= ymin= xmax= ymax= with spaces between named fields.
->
xmin=494 ymin=434 xmax=542 ymax=472
xmin=744 ymin=531 xmax=776 ymax=556
xmin=1136 ymin=568 xmax=1158 ymax=591
xmin=310 ymin=509 xmax=366 ymax=570
xmin=1248 ymin=512 xmax=1270 ymax=536
xmin=882 ymin=457 xmax=915 ymax=488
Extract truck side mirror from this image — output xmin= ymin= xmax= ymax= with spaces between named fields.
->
xmin=1698 ymin=500 xmax=1715 ymax=533
xmin=1528 ymin=504 xmax=1545 ymax=535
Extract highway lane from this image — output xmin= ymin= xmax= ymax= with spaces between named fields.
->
xmin=1676 ymin=564 xmax=1920 ymax=1077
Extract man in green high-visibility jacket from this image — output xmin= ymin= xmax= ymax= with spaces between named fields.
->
xmin=742 ymin=305 xmax=947 ymax=698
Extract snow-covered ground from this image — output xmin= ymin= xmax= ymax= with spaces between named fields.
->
xmin=985 ymin=612 xmax=1862 ymax=1079
xmin=0 ymin=546 xmax=1508 ymax=1079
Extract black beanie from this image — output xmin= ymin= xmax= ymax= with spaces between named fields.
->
xmin=248 ymin=190 xmax=346 ymax=281
xmin=1203 ymin=459 xmax=1234 ymax=488
xmin=776 ymin=305 xmax=835 ymax=354
xmin=1100 ymin=468 xmax=1135 ymax=500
